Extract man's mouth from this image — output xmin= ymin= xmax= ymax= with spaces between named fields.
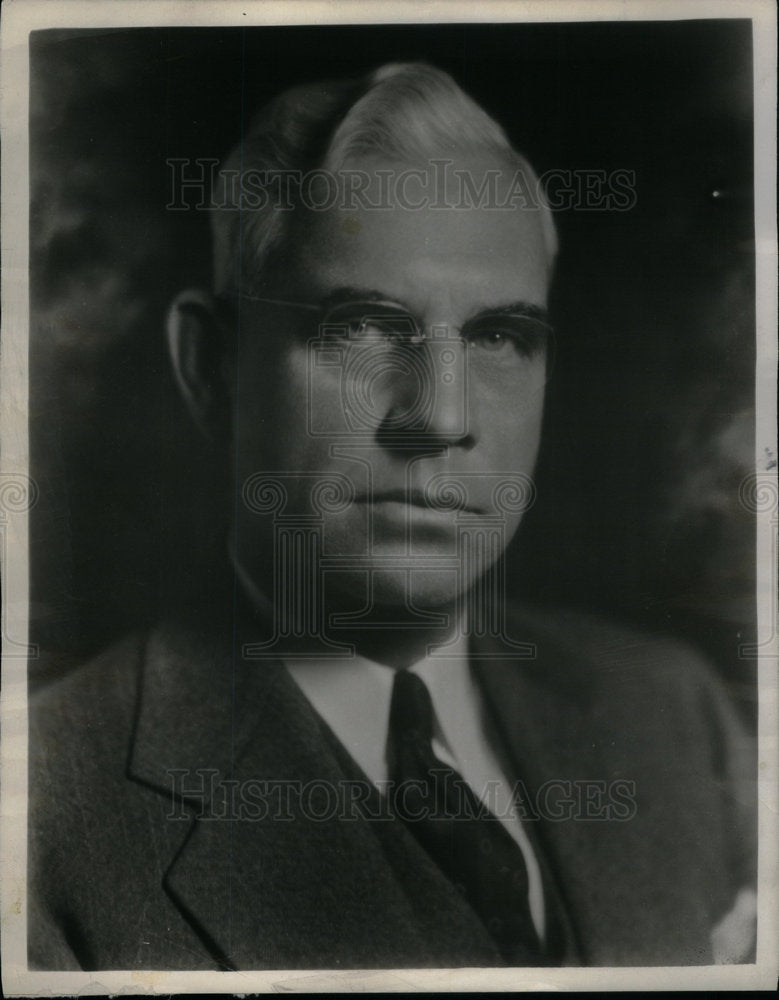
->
xmin=353 ymin=488 xmax=484 ymax=514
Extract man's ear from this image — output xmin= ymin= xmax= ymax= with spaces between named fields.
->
xmin=166 ymin=289 xmax=233 ymax=440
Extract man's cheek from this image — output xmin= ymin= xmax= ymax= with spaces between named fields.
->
xmin=488 ymin=417 xmax=543 ymax=475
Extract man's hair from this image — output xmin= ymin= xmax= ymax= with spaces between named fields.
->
xmin=211 ymin=62 xmax=557 ymax=295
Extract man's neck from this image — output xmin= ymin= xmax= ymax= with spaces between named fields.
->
xmin=330 ymin=616 xmax=463 ymax=670
xmin=230 ymin=547 xmax=464 ymax=669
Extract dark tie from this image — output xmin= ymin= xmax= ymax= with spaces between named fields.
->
xmin=387 ymin=668 xmax=546 ymax=966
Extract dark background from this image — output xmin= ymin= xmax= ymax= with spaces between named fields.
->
xmin=29 ymin=21 xmax=757 ymax=720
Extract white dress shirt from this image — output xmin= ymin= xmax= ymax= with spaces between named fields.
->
xmin=284 ymin=633 xmax=546 ymax=940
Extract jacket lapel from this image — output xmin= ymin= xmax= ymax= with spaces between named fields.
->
xmin=471 ymin=617 xmax=593 ymax=965
xmin=471 ymin=607 xmax=718 ymax=966
xmin=128 ymin=611 xmax=504 ymax=969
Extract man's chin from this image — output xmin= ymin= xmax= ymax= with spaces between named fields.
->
xmin=324 ymin=565 xmax=484 ymax=616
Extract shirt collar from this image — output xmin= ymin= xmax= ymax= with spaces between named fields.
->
xmin=284 ymin=631 xmax=469 ymax=787
xmin=230 ymin=540 xmax=469 ymax=784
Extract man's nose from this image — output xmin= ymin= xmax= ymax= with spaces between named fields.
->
xmin=381 ymin=327 xmax=471 ymax=446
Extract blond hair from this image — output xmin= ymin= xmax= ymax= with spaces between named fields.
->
xmin=212 ymin=62 xmax=556 ymax=294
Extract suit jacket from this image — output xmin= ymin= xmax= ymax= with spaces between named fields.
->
xmin=28 ymin=600 xmax=756 ymax=970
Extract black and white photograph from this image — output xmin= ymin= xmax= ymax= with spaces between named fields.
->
xmin=1 ymin=0 xmax=776 ymax=993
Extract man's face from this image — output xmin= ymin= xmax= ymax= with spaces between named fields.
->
xmin=229 ymin=155 xmax=552 ymax=611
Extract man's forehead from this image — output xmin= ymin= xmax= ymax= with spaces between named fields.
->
xmin=287 ymin=158 xmax=552 ymax=313
xmin=318 ymin=150 xmax=535 ymax=207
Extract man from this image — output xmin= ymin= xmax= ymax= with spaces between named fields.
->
xmin=28 ymin=62 xmax=756 ymax=970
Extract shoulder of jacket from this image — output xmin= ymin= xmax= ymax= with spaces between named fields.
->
xmin=505 ymin=599 xmax=722 ymax=702
xmin=28 ymin=631 xmax=152 ymax=765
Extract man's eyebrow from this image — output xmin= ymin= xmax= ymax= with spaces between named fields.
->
xmin=320 ymin=287 xmax=394 ymax=309
xmin=320 ymin=289 xmax=550 ymax=327
xmin=466 ymin=301 xmax=550 ymax=325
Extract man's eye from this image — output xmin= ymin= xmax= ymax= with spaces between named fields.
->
xmin=466 ymin=317 xmax=549 ymax=358
xmin=468 ymin=329 xmax=513 ymax=352
xmin=352 ymin=317 xmax=407 ymax=341
xmin=320 ymin=306 xmax=418 ymax=343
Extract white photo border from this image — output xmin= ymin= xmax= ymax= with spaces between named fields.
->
xmin=1 ymin=0 xmax=776 ymax=993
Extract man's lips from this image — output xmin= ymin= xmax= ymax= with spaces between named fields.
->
xmin=353 ymin=488 xmax=485 ymax=514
